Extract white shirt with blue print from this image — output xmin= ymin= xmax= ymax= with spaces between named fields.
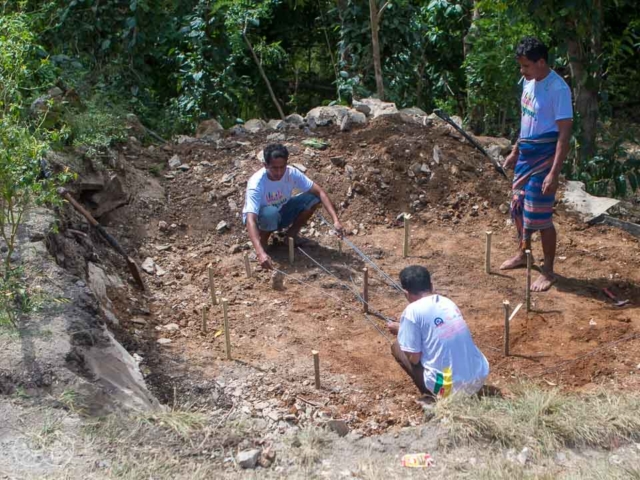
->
xmin=397 ymin=294 xmax=489 ymax=397
xmin=242 ymin=166 xmax=314 ymax=222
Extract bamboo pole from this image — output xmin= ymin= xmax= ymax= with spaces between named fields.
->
xmin=244 ymin=253 xmax=252 ymax=278
xmin=403 ymin=215 xmax=411 ymax=258
xmin=312 ymin=350 xmax=320 ymax=389
xmin=208 ymin=266 xmax=217 ymax=305
xmin=525 ymin=249 xmax=532 ymax=312
xmin=485 ymin=231 xmax=493 ymax=274
xmin=201 ymin=305 xmax=208 ymax=334
xmin=222 ymin=299 xmax=231 ymax=360
xmin=289 ymin=237 xmax=295 ymax=264
xmin=362 ymin=268 xmax=369 ymax=313
xmin=503 ymin=300 xmax=510 ymax=356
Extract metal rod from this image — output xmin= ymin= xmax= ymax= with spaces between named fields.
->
xmin=525 ymin=249 xmax=532 ymax=312
xmin=244 ymin=253 xmax=252 ymax=278
xmin=208 ymin=266 xmax=217 ymax=305
xmin=363 ymin=268 xmax=369 ymax=313
xmin=222 ymin=299 xmax=231 ymax=360
xmin=312 ymin=350 xmax=320 ymax=389
xmin=485 ymin=231 xmax=492 ymax=274
xmin=503 ymin=300 xmax=510 ymax=356
xmin=289 ymin=237 xmax=295 ymax=264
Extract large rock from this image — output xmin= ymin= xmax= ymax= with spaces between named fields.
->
xmin=476 ymin=136 xmax=512 ymax=156
xmin=285 ymin=113 xmax=304 ymax=126
xmin=89 ymin=175 xmax=130 ymax=218
xmin=399 ymin=107 xmax=428 ymax=117
xmin=352 ymin=100 xmax=371 ymax=116
xmin=306 ymin=106 xmax=367 ymax=127
xmin=562 ymin=181 xmax=620 ymax=220
xmin=237 ymin=449 xmax=261 ymax=469
xmin=245 ymin=119 xmax=268 ymax=133
xmin=196 ymin=119 xmax=224 ymax=139
xmin=357 ymin=98 xmax=398 ymax=118
xmin=268 ymin=119 xmax=285 ymax=130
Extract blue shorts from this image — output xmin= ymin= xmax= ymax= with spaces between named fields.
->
xmin=246 ymin=193 xmax=320 ymax=232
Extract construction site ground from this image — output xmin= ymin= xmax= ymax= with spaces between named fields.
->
xmin=58 ymin=116 xmax=640 ymax=436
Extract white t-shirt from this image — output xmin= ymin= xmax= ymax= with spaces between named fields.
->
xmin=520 ymin=70 xmax=573 ymax=139
xmin=242 ymin=166 xmax=314 ymax=220
xmin=397 ymin=295 xmax=489 ymax=397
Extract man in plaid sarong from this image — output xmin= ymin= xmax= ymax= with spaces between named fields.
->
xmin=500 ymin=37 xmax=573 ymax=292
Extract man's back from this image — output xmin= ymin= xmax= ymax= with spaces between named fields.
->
xmin=398 ymin=295 xmax=489 ymax=397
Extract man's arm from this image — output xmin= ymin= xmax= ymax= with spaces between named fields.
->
xmin=503 ymin=141 xmax=520 ymax=170
xmin=246 ymin=213 xmax=273 ymax=270
xmin=308 ymin=183 xmax=344 ymax=236
xmin=542 ymin=118 xmax=573 ymax=195
xmin=404 ymin=351 xmax=421 ymax=365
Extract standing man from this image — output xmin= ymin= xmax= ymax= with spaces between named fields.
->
xmin=243 ymin=143 xmax=344 ymax=270
xmin=500 ymin=37 xmax=573 ymax=291
xmin=387 ymin=265 xmax=489 ymax=398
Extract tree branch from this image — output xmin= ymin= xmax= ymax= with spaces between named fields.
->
xmin=377 ymin=0 xmax=390 ymax=20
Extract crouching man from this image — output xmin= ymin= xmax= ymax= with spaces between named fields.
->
xmin=242 ymin=143 xmax=344 ymax=270
xmin=387 ymin=265 xmax=489 ymax=398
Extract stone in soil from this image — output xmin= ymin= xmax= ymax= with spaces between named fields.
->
xmin=168 ymin=155 xmax=181 ymax=169
xmin=237 ymin=448 xmax=261 ymax=469
xmin=216 ymin=221 xmax=228 ymax=233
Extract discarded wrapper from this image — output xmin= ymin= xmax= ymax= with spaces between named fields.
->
xmin=401 ymin=453 xmax=434 ymax=468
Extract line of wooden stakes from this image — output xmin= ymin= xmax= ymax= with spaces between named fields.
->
xmin=200 ymin=221 xmax=530 ymax=392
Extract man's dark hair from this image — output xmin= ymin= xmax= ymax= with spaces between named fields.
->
xmin=399 ymin=265 xmax=433 ymax=295
xmin=263 ymin=143 xmax=289 ymax=165
xmin=516 ymin=37 xmax=548 ymax=63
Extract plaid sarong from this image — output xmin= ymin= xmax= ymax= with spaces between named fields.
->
xmin=511 ymin=132 xmax=558 ymax=247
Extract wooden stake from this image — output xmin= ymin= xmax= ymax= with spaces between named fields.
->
xmin=201 ymin=305 xmax=208 ymax=333
xmin=485 ymin=231 xmax=493 ymax=274
xmin=337 ymin=238 xmax=342 ymax=255
xmin=312 ymin=350 xmax=320 ymax=389
xmin=244 ymin=253 xmax=252 ymax=278
xmin=289 ymin=237 xmax=295 ymax=264
xmin=362 ymin=268 xmax=369 ymax=313
xmin=403 ymin=214 xmax=410 ymax=258
xmin=208 ymin=266 xmax=217 ymax=305
xmin=503 ymin=300 xmax=510 ymax=357
xmin=222 ymin=299 xmax=231 ymax=360
xmin=525 ymin=249 xmax=532 ymax=312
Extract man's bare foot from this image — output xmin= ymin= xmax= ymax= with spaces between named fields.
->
xmin=500 ymin=252 xmax=527 ymax=270
xmin=531 ymin=271 xmax=556 ymax=292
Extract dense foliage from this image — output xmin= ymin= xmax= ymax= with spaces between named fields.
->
xmin=1 ymin=0 xmax=639 ymax=197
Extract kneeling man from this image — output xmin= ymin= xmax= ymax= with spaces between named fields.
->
xmin=243 ymin=143 xmax=344 ymax=270
xmin=388 ymin=265 xmax=489 ymax=398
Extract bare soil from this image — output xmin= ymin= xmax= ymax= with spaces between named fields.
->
xmin=55 ymin=117 xmax=640 ymax=435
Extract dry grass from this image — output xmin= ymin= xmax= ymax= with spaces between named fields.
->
xmin=288 ymin=426 xmax=332 ymax=468
xmin=435 ymin=383 xmax=640 ymax=452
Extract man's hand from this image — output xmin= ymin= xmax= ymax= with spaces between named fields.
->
xmin=542 ymin=172 xmax=560 ymax=195
xmin=258 ymin=252 xmax=274 ymax=270
xmin=503 ymin=151 xmax=518 ymax=170
xmin=387 ymin=321 xmax=400 ymax=335
xmin=334 ymin=220 xmax=345 ymax=238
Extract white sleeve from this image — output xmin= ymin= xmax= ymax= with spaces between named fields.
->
xmin=554 ymin=85 xmax=573 ymax=121
xmin=243 ymin=181 xmax=263 ymax=215
xmin=397 ymin=310 xmax=422 ymax=353
xmin=290 ymin=167 xmax=314 ymax=193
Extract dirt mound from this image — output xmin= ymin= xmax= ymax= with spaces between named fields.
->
xmin=47 ymin=118 xmax=640 ymax=437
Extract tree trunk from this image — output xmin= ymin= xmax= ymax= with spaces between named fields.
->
xmin=465 ymin=0 xmax=482 ymax=132
xmin=242 ymin=32 xmax=286 ymax=120
xmin=463 ymin=0 xmax=480 ymax=59
xmin=369 ymin=0 xmax=384 ymax=100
